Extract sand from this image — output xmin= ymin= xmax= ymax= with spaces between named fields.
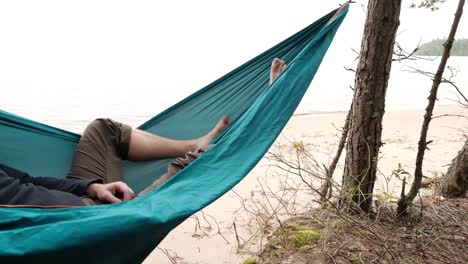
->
xmin=143 ymin=104 xmax=468 ymax=264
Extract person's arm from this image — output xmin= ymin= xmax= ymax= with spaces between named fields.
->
xmin=0 ymin=169 xmax=86 ymax=206
xmin=0 ymin=164 xmax=135 ymax=206
xmin=0 ymin=164 xmax=98 ymax=197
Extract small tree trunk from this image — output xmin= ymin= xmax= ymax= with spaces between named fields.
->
xmin=439 ymin=138 xmax=468 ymax=197
xmin=320 ymin=103 xmax=352 ymax=202
xmin=397 ymin=0 xmax=465 ymax=215
xmin=340 ymin=0 xmax=402 ymax=213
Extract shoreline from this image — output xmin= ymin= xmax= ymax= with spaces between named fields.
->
xmin=294 ymin=103 xmax=465 ymax=117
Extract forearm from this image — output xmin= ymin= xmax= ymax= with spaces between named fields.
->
xmin=0 ymin=172 xmax=85 ymax=206
xmin=0 ymin=163 xmax=99 ymax=196
xmin=31 ymin=176 xmax=101 ymax=197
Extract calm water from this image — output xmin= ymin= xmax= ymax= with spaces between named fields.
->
xmin=1 ymin=57 xmax=467 ymax=133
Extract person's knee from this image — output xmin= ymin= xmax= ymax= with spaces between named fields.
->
xmin=82 ymin=118 xmax=114 ymax=139
xmin=84 ymin=118 xmax=131 ymax=159
xmin=90 ymin=118 xmax=113 ymax=128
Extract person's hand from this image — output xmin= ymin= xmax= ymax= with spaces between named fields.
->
xmin=87 ymin=182 xmax=135 ymax=204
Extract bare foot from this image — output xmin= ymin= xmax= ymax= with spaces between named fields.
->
xmin=196 ymin=116 xmax=230 ymax=151
xmin=269 ymin=58 xmax=287 ymax=85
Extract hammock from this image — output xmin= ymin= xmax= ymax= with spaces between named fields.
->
xmin=0 ymin=5 xmax=348 ymax=263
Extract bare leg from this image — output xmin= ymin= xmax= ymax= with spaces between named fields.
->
xmin=127 ymin=59 xmax=288 ymax=193
xmin=127 ymin=116 xmax=230 ymax=161
xmin=269 ymin=58 xmax=287 ymax=85
xmin=138 ymin=150 xmax=202 ymax=196
xmin=128 ymin=58 xmax=284 ymax=161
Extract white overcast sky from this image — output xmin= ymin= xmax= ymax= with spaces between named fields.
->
xmin=0 ymin=0 xmax=466 ymax=128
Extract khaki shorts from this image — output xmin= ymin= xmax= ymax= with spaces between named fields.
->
xmin=68 ymin=118 xmax=132 ymax=183
xmin=68 ymin=118 xmax=202 ymax=205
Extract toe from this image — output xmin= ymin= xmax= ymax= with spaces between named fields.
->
xmin=222 ymin=116 xmax=230 ymax=125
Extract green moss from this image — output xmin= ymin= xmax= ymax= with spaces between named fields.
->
xmin=287 ymin=228 xmax=320 ymax=246
xmin=242 ymin=257 xmax=257 ymax=264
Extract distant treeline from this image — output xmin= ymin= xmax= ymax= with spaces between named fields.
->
xmin=415 ymin=38 xmax=468 ymax=56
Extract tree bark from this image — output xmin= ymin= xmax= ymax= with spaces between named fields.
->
xmin=397 ymin=0 xmax=465 ymax=215
xmin=340 ymin=0 xmax=402 ymax=213
xmin=439 ymin=138 xmax=468 ymax=197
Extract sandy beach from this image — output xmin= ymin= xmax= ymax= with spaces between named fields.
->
xmin=143 ymin=104 xmax=468 ymax=264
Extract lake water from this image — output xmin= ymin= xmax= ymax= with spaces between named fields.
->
xmin=1 ymin=56 xmax=467 ymax=133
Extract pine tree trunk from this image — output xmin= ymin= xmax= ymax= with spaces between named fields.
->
xmin=340 ymin=0 xmax=402 ymax=213
xmin=439 ymin=138 xmax=468 ymax=197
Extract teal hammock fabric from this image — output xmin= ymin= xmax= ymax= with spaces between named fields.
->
xmin=0 ymin=6 xmax=348 ymax=263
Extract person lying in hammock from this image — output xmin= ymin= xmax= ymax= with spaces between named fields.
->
xmin=0 ymin=58 xmax=288 ymax=207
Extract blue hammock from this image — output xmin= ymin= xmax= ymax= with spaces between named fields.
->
xmin=0 ymin=5 xmax=348 ymax=263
